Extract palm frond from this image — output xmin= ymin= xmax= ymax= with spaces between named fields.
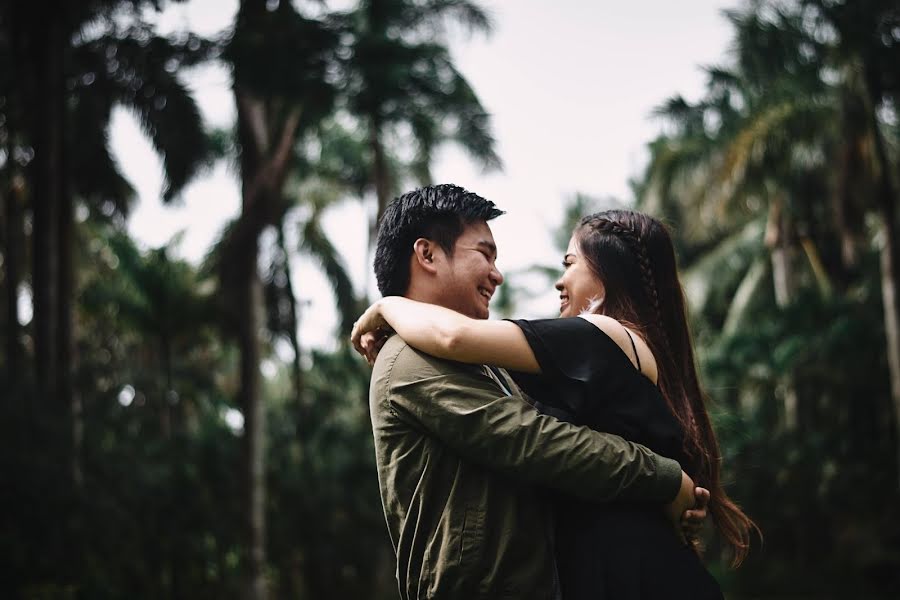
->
xmin=722 ymin=255 xmax=770 ymax=335
xmin=68 ymin=90 xmax=137 ymax=214
xmin=682 ymin=217 xmax=766 ymax=316
xmin=79 ymin=33 xmax=213 ymax=201
xmin=406 ymin=0 xmax=494 ymax=36
xmin=298 ymin=213 xmax=360 ymax=337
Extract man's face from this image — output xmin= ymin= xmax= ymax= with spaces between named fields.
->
xmin=434 ymin=221 xmax=504 ymax=319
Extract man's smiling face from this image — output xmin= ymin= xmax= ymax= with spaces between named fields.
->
xmin=435 ymin=220 xmax=504 ymax=319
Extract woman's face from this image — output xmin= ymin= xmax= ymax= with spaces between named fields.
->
xmin=555 ymin=234 xmax=605 ymax=318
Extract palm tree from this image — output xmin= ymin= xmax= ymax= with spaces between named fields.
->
xmin=1 ymin=2 xmax=210 ymax=585
xmin=639 ymin=3 xmax=857 ymax=423
xmin=65 ymin=22 xmax=212 ymax=474
xmin=219 ymin=2 xmax=339 ymax=596
xmin=98 ymin=231 xmax=218 ymax=432
xmin=76 ymin=223 xmax=231 ymax=598
xmin=1 ymin=0 xmax=210 ymax=418
xmin=0 ymin=18 xmax=26 ymax=398
xmin=5 ymin=0 xmax=66 ymax=413
xmin=1 ymin=167 xmax=26 ymax=398
xmin=260 ymin=119 xmax=371 ymax=410
xmin=799 ymin=0 xmax=900 ymax=482
xmin=639 ymin=0 xmax=900 ymax=472
xmin=344 ymin=0 xmax=501 ymax=234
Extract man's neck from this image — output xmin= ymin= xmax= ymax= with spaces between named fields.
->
xmin=404 ymin=286 xmax=449 ymax=311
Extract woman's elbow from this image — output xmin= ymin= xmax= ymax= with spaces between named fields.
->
xmin=434 ymin=321 xmax=472 ymax=358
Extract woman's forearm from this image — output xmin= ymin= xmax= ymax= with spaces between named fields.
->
xmin=377 ymin=296 xmax=474 ymax=359
xmin=375 ymin=296 xmax=540 ymax=372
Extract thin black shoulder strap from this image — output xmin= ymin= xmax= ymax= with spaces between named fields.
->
xmin=624 ymin=329 xmax=641 ymax=371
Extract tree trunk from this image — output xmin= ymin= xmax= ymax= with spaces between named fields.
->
xmin=32 ymin=28 xmax=63 ymax=412
xmin=57 ymin=139 xmax=79 ymax=489
xmin=765 ymin=194 xmax=799 ymax=429
xmin=870 ymin=113 xmax=900 ymax=488
xmin=30 ymin=9 xmax=66 ymax=408
xmin=833 ymin=133 xmax=866 ymax=279
xmin=370 ymin=116 xmax=392 ymax=234
xmin=229 ymin=4 xmax=306 ymax=586
xmin=233 ymin=85 xmax=268 ymax=600
xmin=277 ymin=221 xmax=305 ymax=410
xmin=237 ymin=247 xmax=266 ymax=600
xmin=3 ymin=11 xmax=24 ymax=404
xmin=766 ymin=195 xmax=795 ymax=309
xmin=879 ymin=232 xmax=900 ymax=429
xmin=20 ymin=3 xmax=74 ymax=586
xmin=160 ymin=333 xmax=174 ymax=438
xmin=232 ymin=84 xmax=300 ymax=600
xmin=3 ymin=168 xmax=24 ymax=400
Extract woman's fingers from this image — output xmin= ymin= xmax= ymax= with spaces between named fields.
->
xmin=361 ymin=331 xmax=376 ymax=358
xmin=350 ymin=321 xmax=366 ymax=357
xmin=680 ymin=486 xmax=709 ymax=542
xmin=361 ymin=331 xmax=388 ymax=365
xmin=350 ymin=301 xmax=391 ymax=365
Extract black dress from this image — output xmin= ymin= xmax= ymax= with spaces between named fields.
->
xmin=509 ymin=317 xmax=723 ymax=600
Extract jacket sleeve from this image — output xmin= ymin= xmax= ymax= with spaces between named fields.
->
xmin=385 ymin=344 xmax=683 ymax=504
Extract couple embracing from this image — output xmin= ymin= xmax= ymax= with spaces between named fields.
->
xmin=350 ymin=184 xmax=757 ymax=599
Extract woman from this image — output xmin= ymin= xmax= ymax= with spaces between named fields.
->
xmin=352 ymin=210 xmax=757 ymax=598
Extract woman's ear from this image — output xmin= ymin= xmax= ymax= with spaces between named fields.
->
xmin=412 ymin=238 xmax=439 ymax=273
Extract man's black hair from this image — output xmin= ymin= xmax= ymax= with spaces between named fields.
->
xmin=374 ymin=184 xmax=504 ymax=296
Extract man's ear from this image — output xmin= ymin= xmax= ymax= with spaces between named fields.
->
xmin=412 ymin=238 xmax=439 ymax=274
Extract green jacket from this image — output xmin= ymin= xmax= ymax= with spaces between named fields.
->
xmin=369 ymin=335 xmax=683 ymax=600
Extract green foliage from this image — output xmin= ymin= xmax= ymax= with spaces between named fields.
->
xmin=3 ymin=223 xmax=393 ymax=598
xmin=344 ymin=0 xmax=500 ymax=201
xmin=629 ymin=1 xmax=900 ymax=596
xmin=702 ymin=280 xmax=900 ymax=596
xmin=8 ymin=1 xmax=900 ymax=598
xmin=224 ymin=0 xmax=338 ymax=110
xmin=266 ymin=347 xmax=392 ymax=598
xmin=68 ymin=19 xmax=212 ymax=208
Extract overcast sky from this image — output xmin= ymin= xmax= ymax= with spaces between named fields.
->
xmin=110 ymin=0 xmax=741 ymax=350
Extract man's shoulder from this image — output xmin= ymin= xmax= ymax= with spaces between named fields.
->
xmin=374 ymin=334 xmax=471 ymax=381
xmin=369 ymin=336 xmax=484 ymax=417
xmin=372 ymin=335 xmax=481 ymax=387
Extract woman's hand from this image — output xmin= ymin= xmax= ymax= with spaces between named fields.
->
xmin=356 ymin=330 xmax=391 ymax=365
xmin=681 ymin=486 xmax=710 ymax=543
xmin=665 ymin=471 xmax=696 ymax=545
xmin=351 ymin=300 xmax=391 ymax=365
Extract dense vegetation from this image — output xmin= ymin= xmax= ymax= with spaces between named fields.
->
xmin=1 ymin=1 xmax=898 ymax=598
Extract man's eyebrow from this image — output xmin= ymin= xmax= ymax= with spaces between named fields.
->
xmin=478 ymin=240 xmax=498 ymax=259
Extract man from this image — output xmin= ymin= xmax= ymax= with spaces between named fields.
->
xmin=359 ymin=184 xmax=704 ymax=599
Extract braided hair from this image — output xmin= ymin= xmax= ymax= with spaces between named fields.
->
xmin=574 ymin=209 xmax=759 ymax=567
xmin=580 ymin=217 xmax=674 ymax=361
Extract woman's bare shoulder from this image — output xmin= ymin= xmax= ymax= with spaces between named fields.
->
xmin=577 ymin=314 xmax=658 ymax=382
xmin=576 ymin=314 xmax=631 ymax=346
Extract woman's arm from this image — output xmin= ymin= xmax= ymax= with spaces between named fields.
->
xmin=351 ymin=296 xmax=541 ymax=373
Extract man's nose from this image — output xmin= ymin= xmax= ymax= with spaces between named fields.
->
xmin=490 ymin=265 xmax=504 ymax=286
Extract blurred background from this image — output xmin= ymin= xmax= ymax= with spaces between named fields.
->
xmin=1 ymin=0 xmax=899 ymax=598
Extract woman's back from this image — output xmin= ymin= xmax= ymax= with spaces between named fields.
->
xmin=510 ymin=317 xmax=722 ymax=600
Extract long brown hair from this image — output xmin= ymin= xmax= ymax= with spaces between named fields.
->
xmin=574 ymin=209 xmax=759 ymax=567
